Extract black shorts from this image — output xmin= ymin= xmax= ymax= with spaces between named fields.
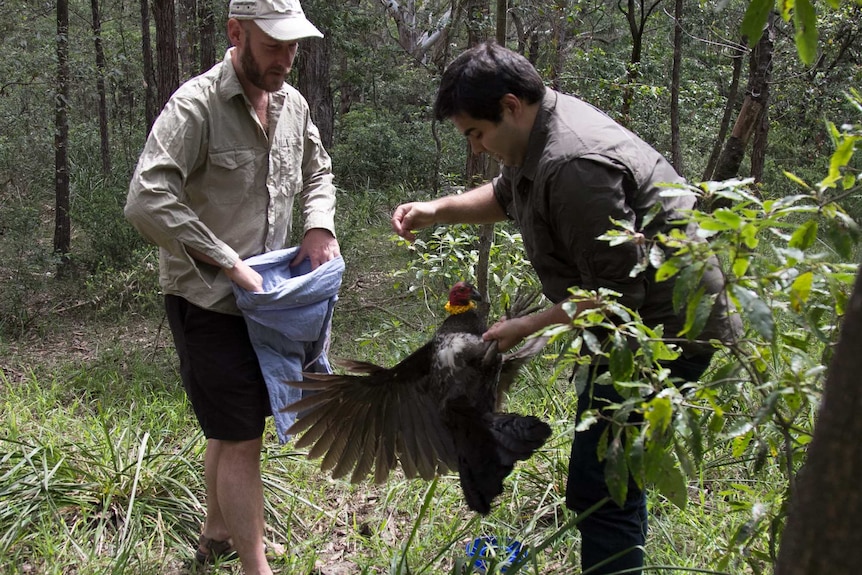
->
xmin=165 ymin=295 xmax=271 ymax=441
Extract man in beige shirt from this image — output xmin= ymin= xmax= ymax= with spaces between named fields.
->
xmin=125 ymin=1 xmax=338 ymax=572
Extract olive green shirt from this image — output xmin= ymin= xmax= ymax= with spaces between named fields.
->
xmin=126 ymin=49 xmax=336 ymax=314
xmin=493 ymin=89 xmax=740 ymax=356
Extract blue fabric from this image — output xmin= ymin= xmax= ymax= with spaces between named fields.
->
xmin=232 ymin=247 xmax=344 ymax=443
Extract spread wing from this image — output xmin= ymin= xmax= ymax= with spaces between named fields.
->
xmin=283 ymin=342 xmax=458 ymax=484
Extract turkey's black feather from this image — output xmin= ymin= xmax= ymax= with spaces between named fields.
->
xmin=283 ymin=282 xmax=551 ymax=514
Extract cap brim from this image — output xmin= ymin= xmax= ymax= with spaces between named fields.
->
xmin=256 ymin=18 xmax=323 ymax=41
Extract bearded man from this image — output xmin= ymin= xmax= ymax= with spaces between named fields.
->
xmin=125 ymin=1 xmax=339 ymax=572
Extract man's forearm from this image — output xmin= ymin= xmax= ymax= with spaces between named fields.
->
xmin=431 ymin=182 xmax=507 ymax=225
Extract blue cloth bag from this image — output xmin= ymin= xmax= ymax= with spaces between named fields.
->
xmin=232 ymin=247 xmax=344 ymax=444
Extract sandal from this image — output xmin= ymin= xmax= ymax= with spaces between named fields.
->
xmin=194 ymin=534 xmax=236 ymax=564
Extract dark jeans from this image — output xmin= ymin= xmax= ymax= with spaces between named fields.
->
xmin=566 ymin=354 xmax=713 ymax=574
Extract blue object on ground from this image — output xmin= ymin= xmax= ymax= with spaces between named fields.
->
xmin=465 ymin=536 xmax=526 ymax=573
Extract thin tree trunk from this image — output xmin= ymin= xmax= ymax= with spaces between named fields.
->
xmin=472 ymin=0 xmax=507 ymax=314
xmin=91 ymin=0 xmax=111 ymax=175
xmin=153 ymin=0 xmax=180 ymax=112
xmin=297 ymin=35 xmax=334 ymax=149
xmin=711 ymin=11 xmax=774 ymax=188
xmin=465 ymin=0 xmax=492 ymax=312
xmin=177 ymin=0 xmax=197 ymax=80
xmin=54 ymin=0 xmax=71 ymax=265
xmin=775 ymin=268 xmax=862 ymax=574
xmin=141 ymin=0 xmax=157 ymax=131
xmin=669 ymin=0 xmax=683 ymax=174
xmin=618 ymin=0 xmax=664 ymax=127
xmin=702 ymin=42 xmax=745 ymax=181
xmin=198 ymin=0 xmax=216 ymax=72
xmin=748 ymin=16 xmax=774 ymax=182
xmin=549 ymin=0 xmax=566 ymax=90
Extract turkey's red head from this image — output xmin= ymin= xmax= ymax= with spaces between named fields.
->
xmin=448 ymin=281 xmax=482 ymax=307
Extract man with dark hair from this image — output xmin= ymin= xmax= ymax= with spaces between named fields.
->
xmin=125 ymin=1 xmax=338 ymax=572
xmin=392 ymin=42 xmax=740 ymax=574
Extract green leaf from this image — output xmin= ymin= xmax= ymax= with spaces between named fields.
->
xmin=789 ymin=220 xmax=817 ymax=250
xmin=672 ymin=264 xmax=700 ymax=314
xmin=609 ymin=344 xmax=635 ymax=382
xmin=790 ymin=271 xmax=814 ymax=312
xmin=732 ymin=257 xmax=750 ymax=278
xmin=681 ymin=288 xmax=714 ymax=339
xmin=603 ymin=434 xmax=629 ymax=506
xmin=655 ymin=260 xmax=680 ymax=282
xmin=783 ymin=170 xmax=811 ymax=189
xmin=740 ymin=0 xmax=773 ymax=46
xmin=653 ymin=450 xmax=687 ymax=509
xmin=821 ymin=135 xmax=857 ymax=188
xmin=778 ymin=0 xmax=792 ymax=22
xmin=627 ymin=432 xmax=647 ymax=489
xmin=713 ymin=209 xmax=743 ymax=229
xmin=826 ymin=220 xmax=856 ymax=260
xmin=732 ymin=285 xmax=775 ymax=341
xmin=793 ymin=0 xmax=818 ymax=66
xmin=645 ymin=396 xmax=673 ymax=439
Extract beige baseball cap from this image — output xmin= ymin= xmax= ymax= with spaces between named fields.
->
xmin=228 ymin=0 xmax=323 ymax=41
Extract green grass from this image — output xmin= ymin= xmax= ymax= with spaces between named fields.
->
xmin=0 ymin=191 xmax=782 ymax=575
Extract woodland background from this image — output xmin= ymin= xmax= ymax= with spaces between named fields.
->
xmin=1 ymin=0 xmax=862 ymax=573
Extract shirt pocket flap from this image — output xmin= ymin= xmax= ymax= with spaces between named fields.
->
xmin=210 ymin=149 xmax=255 ymax=170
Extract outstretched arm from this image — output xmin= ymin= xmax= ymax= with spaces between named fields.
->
xmin=391 ymin=182 xmax=507 ymax=242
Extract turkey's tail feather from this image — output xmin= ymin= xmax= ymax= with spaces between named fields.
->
xmin=446 ymin=404 xmax=552 ymax=515
xmin=488 ymin=413 xmax=552 ymax=467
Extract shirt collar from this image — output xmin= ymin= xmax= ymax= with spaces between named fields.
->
xmin=218 ymin=48 xmax=246 ymax=101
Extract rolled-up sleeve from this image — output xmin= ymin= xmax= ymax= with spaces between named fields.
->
xmin=125 ymin=96 xmax=240 ymax=271
xmin=299 ymin=110 xmax=336 ymax=237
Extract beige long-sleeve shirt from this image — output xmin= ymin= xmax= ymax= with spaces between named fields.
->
xmin=125 ymin=49 xmax=336 ymax=314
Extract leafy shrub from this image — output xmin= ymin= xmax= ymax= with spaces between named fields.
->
xmin=331 ymin=104 xmax=463 ymax=192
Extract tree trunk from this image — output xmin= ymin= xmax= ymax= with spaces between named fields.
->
xmin=295 ymin=1 xmax=334 ymax=148
xmin=297 ymin=36 xmax=334 ymax=149
xmin=198 ymin=0 xmax=217 ymax=72
xmin=141 ymin=0 xmax=158 ymax=132
xmin=748 ymin=15 xmax=774 ymax=182
xmin=153 ymin=0 xmax=180 ymax=112
xmin=549 ymin=0 xmax=566 ymax=90
xmin=54 ymin=0 xmax=71 ymax=265
xmin=774 ymin=268 xmax=862 ymax=574
xmin=177 ymin=0 xmax=197 ymax=80
xmin=464 ymin=0 xmax=492 ymax=312
xmin=91 ymin=0 xmax=111 ymax=175
xmin=702 ymin=42 xmax=745 ymax=181
xmin=669 ymin=0 xmax=683 ymax=174
xmin=472 ymin=0 xmax=507 ymax=314
xmin=711 ymin=11 xmax=774 ymax=187
xmin=618 ymin=0 xmax=664 ymax=127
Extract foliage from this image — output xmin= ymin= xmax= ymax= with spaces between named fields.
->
xmin=331 ymin=100 xmax=463 ymax=192
xmin=539 ymin=93 xmax=860 ymax=571
xmin=392 ymin=223 xmax=543 ymax=317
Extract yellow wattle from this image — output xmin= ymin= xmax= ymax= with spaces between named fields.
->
xmin=444 ymin=301 xmax=476 ymax=315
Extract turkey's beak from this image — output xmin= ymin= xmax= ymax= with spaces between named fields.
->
xmin=470 ymin=286 xmax=483 ymax=302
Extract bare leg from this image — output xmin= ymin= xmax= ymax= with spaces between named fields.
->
xmin=203 ymin=437 xmax=271 ymax=575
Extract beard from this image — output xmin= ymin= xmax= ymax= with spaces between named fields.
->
xmin=240 ymin=36 xmax=287 ymax=93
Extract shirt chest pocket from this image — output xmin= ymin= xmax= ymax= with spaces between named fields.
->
xmin=271 ymin=136 xmax=302 ymax=198
xmin=205 ymin=148 xmax=258 ymax=205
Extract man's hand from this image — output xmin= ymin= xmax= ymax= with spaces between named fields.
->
xmin=225 ymin=259 xmax=264 ymax=292
xmin=391 ymin=202 xmax=437 ymax=242
xmin=293 ymin=228 xmax=341 ymax=269
xmin=483 ymin=316 xmax=532 ymax=353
